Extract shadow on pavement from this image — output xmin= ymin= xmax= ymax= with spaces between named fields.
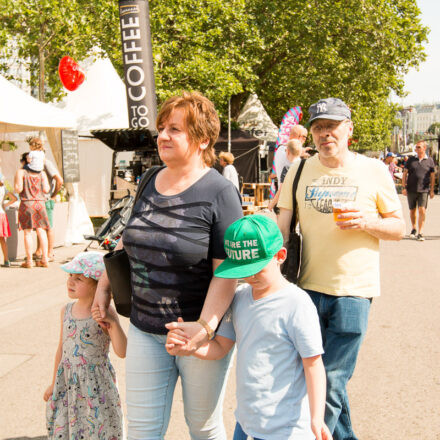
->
xmin=4 ymin=437 xmax=47 ymax=440
xmin=403 ymin=235 xmax=440 ymax=241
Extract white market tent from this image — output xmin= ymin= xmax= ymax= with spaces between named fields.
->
xmin=0 ymin=74 xmax=77 ymax=170
xmin=60 ymin=57 xmax=130 ymax=216
xmin=237 ymin=94 xmax=278 ymax=142
xmin=0 ymin=73 xmax=95 ymax=250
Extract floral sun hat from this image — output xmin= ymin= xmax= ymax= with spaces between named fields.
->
xmin=61 ymin=252 xmax=105 ymax=281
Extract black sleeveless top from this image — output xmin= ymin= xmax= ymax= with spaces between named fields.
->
xmin=123 ymin=168 xmax=242 ymax=334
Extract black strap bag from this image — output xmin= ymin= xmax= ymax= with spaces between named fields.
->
xmin=281 ymin=159 xmax=306 ymax=284
xmin=103 ymin=165 xmax=164 ymax=317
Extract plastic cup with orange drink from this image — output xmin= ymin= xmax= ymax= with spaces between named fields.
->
xmin=332 ymin=200 xmax=355 ymax=222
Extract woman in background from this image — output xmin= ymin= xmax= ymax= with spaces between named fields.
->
xmin=219 ymin=151 xmax=240 ymax=190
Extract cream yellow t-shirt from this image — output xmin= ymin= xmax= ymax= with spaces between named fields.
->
xmin=278 ymin=154 xmax=402 ymax=298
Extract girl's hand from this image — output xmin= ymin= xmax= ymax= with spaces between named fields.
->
xmin=92 ymin=305 xmax=119 ymax=330
xmin=92 ymin=307 xmax=109 ymax=329
xmin=43 ymin=384 xmax=54 ymax=402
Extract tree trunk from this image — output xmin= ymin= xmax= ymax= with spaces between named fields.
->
xmin=38 ymin=45 xmax=45 ymax=102
xmin=230 ymin=92 xmax=247 ymax=120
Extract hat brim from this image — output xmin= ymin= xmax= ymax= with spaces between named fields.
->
xmin=61 ymin=262 xmax=83 ymax=275
xmin=306 ymin=114 xmax=348 ymax=128
xmin=214 ymin=255 xmax=274 ymax=279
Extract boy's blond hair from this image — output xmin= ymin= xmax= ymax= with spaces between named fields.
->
xmin=286 ymin=139 xmax=302 ymax=157
xmin=219 ymin=151 xmax=235 ymax=165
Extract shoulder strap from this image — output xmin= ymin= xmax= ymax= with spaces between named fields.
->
xmin=134 ymin=165 xmax=166 ymax=204
xmin=289 ymin=159 xmax=306 ymax=233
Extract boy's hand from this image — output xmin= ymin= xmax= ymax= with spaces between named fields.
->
xmin=311 ymin=420 xmax=332 ymax=440
xmin=43 ymin=384 xmax=54 ymax=402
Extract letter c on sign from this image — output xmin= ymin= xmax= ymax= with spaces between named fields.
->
xmin=127 ymin=66 xmax=145 ymax=86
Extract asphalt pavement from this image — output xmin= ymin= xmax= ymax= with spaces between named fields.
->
xmin=1 ymin=195 xmax=439 ymax=439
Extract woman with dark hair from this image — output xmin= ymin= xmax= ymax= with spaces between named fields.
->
xmin=93 ymin=91 xmax=242 ymax=439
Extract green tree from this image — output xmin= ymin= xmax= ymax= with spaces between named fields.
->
xmin=427 ymin=122 xmax=440 ymax=135
xmin=0 ymin=0 xmax=118 ymax=102
xmin=0 ymin=0 xmax=428 ymax=152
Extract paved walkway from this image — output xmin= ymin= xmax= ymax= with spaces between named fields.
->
xmin=1 ymin=195 xmax=439 ymax=439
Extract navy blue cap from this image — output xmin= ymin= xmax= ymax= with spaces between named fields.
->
xmin=308 ymin=98 xmax=351 ymax=126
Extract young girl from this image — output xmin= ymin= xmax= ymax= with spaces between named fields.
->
xmin=0 ymin=172 xmax=18 ymax=267
xmin=44 ymin=252 xmax=126 ymax=439
xmin=26 ymin=137 xmax=45 ymax=172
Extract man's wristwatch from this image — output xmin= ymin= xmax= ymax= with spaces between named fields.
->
xmin=197 ymin=318 xmax=215 ymax=340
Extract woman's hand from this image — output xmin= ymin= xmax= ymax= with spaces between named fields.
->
xmin=43 ymin=384 xmax=54 ymax=402
xmin=92 ymin=280 xmax=112 ymax=322
xmin=165 ymin=318 xmax=189 ymax=355
xmin=165 ymin=319 xmax=208 ymax=355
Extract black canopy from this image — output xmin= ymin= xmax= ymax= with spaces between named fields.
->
xmin=215 ymin=129 xmax=260 ymax=183
xmin=91 ymin=128 xmax=157 ymax=152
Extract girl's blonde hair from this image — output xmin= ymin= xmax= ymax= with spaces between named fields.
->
xmin=28 ymin=137 xmax=44 ymax=151
xmin=156 ymin=91 xmax=220 ymax=167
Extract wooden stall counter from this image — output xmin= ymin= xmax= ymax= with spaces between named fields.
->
xmin=241 ymin=182 xmax=271 ymax=216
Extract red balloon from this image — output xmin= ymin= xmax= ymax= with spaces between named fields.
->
xmin=58 ymin=56 xmax=85 ymax=91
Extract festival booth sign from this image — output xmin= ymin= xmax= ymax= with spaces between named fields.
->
xmin=237 ymin=94 xmax=278 ymax=143
xmin=0 ymin=74 xmax=82 ymax=258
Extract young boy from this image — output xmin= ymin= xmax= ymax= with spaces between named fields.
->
xmin=166 ymin=215 xmax=331 ymax=440
xmin=268 ymin=139 xmax=302 ymax=211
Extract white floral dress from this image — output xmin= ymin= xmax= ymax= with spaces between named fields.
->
xmin=46 ymin=303 xmax=123 ymax=439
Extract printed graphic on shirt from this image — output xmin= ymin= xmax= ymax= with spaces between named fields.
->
xmin=304 ymin=175 xmax=358 ymax=214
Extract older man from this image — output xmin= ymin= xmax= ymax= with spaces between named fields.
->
xmin=278 ymin=98 xmax=405 ymax=440
xmin=401 ymin=140 xmax=435 ymax=241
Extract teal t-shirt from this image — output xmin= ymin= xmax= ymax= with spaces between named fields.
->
xmin=217 ymin=283 xmax=323 ymax=440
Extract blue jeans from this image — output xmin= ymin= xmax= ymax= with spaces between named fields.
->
xmin=233 ymin=422 xmax=264 ymax=440
xmin=306 ymin=290 xmax=371 ymax=440
xmin=126 ymin=323 xmax=233 ymax=440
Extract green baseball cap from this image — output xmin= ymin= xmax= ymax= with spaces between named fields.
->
xmin=214 ymin=215 xmax=284 ymax=279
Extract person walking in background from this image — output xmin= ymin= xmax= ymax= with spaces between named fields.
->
xmin=0 ymin=172 xmax=18 ymax=267
xmin=219 ymin=151 xmax=240 ymax=190
xmin=278 ymin=97 xmax=405 ymax=440
xmin=44 ymin=252 xmax=126 ymax=440
xmin=166 ymin=215 xmax=332 ymax=440
xmin=273 ymin=125 xmax=308 ymax=184
xmin=383 ymin=152 xmax=397 ymax=180
xmin=401 ymin=140 xmax=435 ymax=241
xmin=28 ymin=137 xmax=64 ymax=262
xmin=14 ymin=155 xmax=50 ymax=268
xmin=268 ymin=139 xmax=302 ymax=211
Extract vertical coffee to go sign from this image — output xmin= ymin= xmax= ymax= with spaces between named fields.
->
xmin=119 ymin=0 xmax=157 ymax=131
xmin=61 ymin=129 xmax=80 ymax=183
